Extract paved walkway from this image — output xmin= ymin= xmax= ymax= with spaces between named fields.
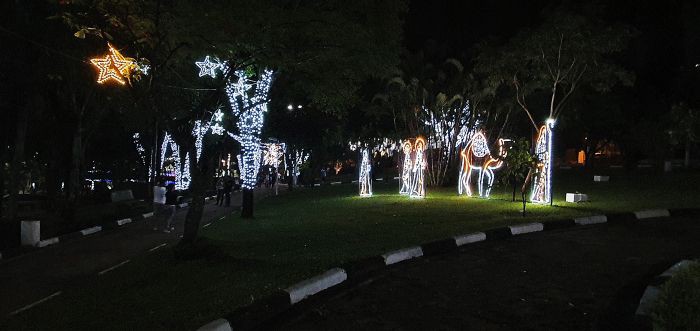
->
xmin=272 ymin=217 xmax=700 ymax=330
xmin=0 ymin=189 xmax=272 ymax=317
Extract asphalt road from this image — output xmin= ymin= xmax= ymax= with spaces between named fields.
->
xmin=0 ymin=189 xmax=268 ymax=317
xmin=271 ymin=217 xmax=700 ymax=331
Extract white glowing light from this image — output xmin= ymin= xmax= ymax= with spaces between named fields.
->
xmin=132 ymin=133 xmax=146 ymax=165
xmin=210 ymin=123 xmax=224 ymax=135
xmin=348 ymin=138 xmax=400 ymax=156
xmin=213 ymin=108 xmax=224 ymax=122
xmin=531 ymin=121 xmax=554 ymax=204
xmin=458 ymin=132 xmax=508 ymax=198
xmin=410 ymin=137 xmax=427 ymax=198
xmin=225 ymin=68 xmax=275 ymax=190
xmin=359 ymin=148 xmax=372 ymax=197
xmin=196 ymin=56 xmax=223 ymax=78
xmin=192 ymin=120 xmax=209 ymax=162
xmin=399 ymin=140 xmax=413 ymax=195
xmin=263 ymin=143 xmax=286 ymax=169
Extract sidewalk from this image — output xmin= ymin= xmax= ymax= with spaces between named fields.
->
xmin=270 ymin=217 xmax=700 ymax=330
xmin=0 ymin=189 xmax=267 ymax=317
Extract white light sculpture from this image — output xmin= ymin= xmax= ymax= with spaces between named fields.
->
xmin=410 ymin=137 xmax=427 ymax=198
xmin=458 ymin=131 xmax=509 ymax=198
xmin=132 ymin=133 xmax=146 ymax=165
xmin=399 ymin=140 xmax=413 ymax=195
xmin=359 ymin=148 xmax=372 ymax=197
xmin=195 ymin=56 xmax=223 ymax=78
xmin=531 ymin=119 xmax=555 ymax=204
xmin=225 ymin=68 xmax=275 ymax=190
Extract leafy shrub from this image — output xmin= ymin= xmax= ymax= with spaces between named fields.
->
xmin=651 ymin=262 xmax=700 ymax=331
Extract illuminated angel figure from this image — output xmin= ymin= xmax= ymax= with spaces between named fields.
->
xmin=410 ymin=137 xmax=426 ymax=198
xmin=359 ymin=148 xmax=372 ymax=197
xmin=531 ymin=120 xmax=555 ymax=203
xmin=399 ymin=140 xmax=413 ymax=195
xmin=459 ymin=132 xmax=509 ymax=198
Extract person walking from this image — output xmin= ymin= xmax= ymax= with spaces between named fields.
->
xmin=163 ymin=184 xmax=178 ymax=233
xmin=224 ymin=176 xmax=233 ymax=207
xmin=215 ymin=177 xmax=224 ymax=206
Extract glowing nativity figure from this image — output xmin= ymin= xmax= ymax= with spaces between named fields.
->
xmin=410 ymin=137 xmax=427 ymax=198
xmin=359 ymin=148 xmax=372 ymax=197
xmin=531 ymin=119 xmax=555 ymax=204
xmin=399 ymin=140 xmax=413 ymax=195
xmin=458 ymin=132 xmax=509 ymax=198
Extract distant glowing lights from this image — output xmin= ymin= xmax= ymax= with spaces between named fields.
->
xmin=359 ymin=148 xmax=372 ymax=197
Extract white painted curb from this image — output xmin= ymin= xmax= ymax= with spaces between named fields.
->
xmin=80 ymin=226 xmax=102 ymax=236
xmin=37 ymin=237 xmax=59 ymax=248
xmin=330 ymin=181 xmax=341 ymax=185
xmin=634 ymin=209 xmax=670 ymax=219
xmin=197 ymin=318 xmax=233 ymax=331
xmin=142 ymin=212 xmax=154 ymax=218
xmin=285 ymin=268 xmax=347 ymax=304
xmin=509 ymin=223 xmax=544 ymax=235
xmin=454 ymin=232 xmax=486 ymax=246
xmin=574 ymin=215 xmax=608 ymax=225
xmin=116 ymin=218 xmax=132 ymax=226
xmin=382 ymin=246 xmax=423 ymax=265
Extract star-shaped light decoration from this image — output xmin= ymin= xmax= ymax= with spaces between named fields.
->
xmin=91 ymin=54 xmax=126 ymax=85
xmin=210 ymin=123 xmax=225 ymax=135
xmin=229 ymin=75 xmax=252 ymax=98
xmin=90 ymin=43 xmax=138 ymax=85
xmin=196 ymin=56 xmax=222 ymax=78
xmin=212 ymin=108 xmax=224 ymax=122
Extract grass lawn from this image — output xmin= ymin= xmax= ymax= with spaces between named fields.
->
xmin=4 ymin=169 xmax=699 ymax=330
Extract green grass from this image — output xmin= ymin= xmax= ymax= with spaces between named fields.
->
xmin=4 ymin=170 xmax=700 ymax=330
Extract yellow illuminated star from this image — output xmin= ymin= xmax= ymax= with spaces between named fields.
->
xmin=90 ymin=54 xmax=126 ymax=85
xmin=90 ymin=43 xmax=137 ymax=85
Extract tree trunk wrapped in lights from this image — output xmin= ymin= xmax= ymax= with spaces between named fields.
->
xmin=225 ymin=68 xmax=274 ymax=218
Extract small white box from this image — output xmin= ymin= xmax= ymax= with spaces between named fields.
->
xmin=566 ymin=193 xmax=588 ymax=203
xmin=593 ymin=176 xmax=609 ymax=182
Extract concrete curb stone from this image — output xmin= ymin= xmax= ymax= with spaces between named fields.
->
xmin=542 ymin=218 xmax=576 ymax=230
xmin=187 ymin=208 xmax=698 ymax=330
xmin=420 ymin=238 xmax=458 ymax=256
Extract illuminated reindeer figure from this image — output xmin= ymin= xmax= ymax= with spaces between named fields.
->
xmin=459 ymin=132 xmax=510 ymax=197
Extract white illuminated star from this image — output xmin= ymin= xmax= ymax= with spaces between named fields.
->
xmin=196 ymin=56 xmax=221 ymax=78
xmin=210 ymin=123 xmax=225 ymax=135
xmin=212 ymin=109 xmax=224 ymax=122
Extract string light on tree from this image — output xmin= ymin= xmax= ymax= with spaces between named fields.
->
xmin=224 ymin=68 xmax=275 ymax=190
xmin=531 ymin=119 xmax=555 ymax=204
xmin=359 ymin=148 xmax=372 ymax=197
